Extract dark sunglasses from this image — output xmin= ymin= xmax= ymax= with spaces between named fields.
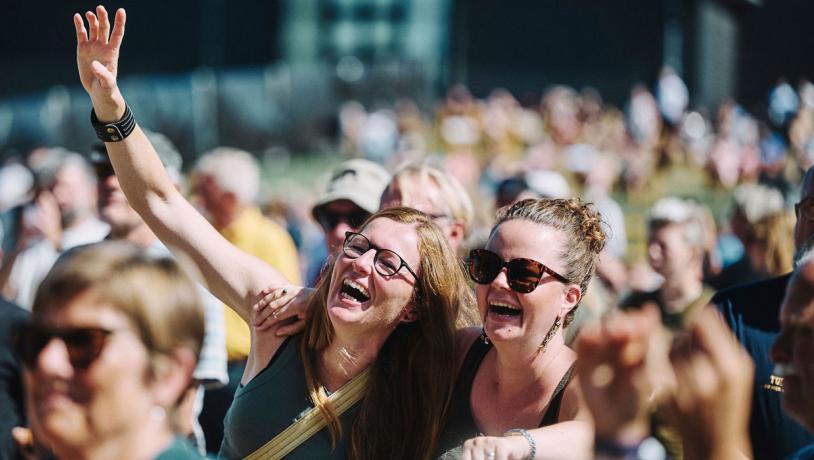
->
xmin=315 ymin=209 xmax=370 ymax=231
xmin=468 ymin=249 xmax=570 ymax=293
xmin=13 ymin=322 xmax=116 ymax=370
xmin=93 ymin=161 xmax=115 ymax=179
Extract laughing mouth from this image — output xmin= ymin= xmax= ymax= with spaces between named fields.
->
xmin=340 ymin=279 xmax=370 ymax=303
xmin=489 ymin=302 xmax=521 ymax=317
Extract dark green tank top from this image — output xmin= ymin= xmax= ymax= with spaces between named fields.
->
xmin=435 ymin=339 xmax=575 ymax=459
xmin=219 ymin=335 xmax=360 ymax=459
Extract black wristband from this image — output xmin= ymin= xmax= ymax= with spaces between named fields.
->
xmin=90 ymin=104 xmax=136 ymax=142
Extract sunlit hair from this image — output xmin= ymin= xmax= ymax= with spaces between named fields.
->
xmin=386 ymin=162 xmax=475 ymax=239
xmin=32 ymin=241 xmax=205 ymax=373
xmin=300 ymin=207 xmax=474 ymax=460
xmin=194 ymin=146 xmax=260 ymax=204
xmin=647 ymin=196 xmax=706 ymax=249
xmin=493 ymin=198 xmax=606 ymax=327
xmin=748 ymin=211 xmax=795 ymax=276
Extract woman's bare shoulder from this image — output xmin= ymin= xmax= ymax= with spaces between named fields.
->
xmin=454 ymin=327 xmax=484 ymax=368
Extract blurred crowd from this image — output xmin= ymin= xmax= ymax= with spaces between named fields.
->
xmin=3 ymin=42 xmax=814 ymax=459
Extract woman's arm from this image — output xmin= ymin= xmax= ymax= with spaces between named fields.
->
xmin=460 ymin=419 xmax=593 ymax=460
xmin=73 ymin=7 xmax=287 ymax=322
xmin=459 ymin=370 xmax=594 ymax=460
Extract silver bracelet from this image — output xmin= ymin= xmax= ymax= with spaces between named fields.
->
xmin=504 ymin=428 xmax=536 ymax=460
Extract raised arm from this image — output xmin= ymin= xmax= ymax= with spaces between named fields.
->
xmin=73 ymin=6 xmax=288 ymax=321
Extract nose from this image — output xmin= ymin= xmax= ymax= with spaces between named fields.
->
xmin=490 ymin=267 xmax=512 ymax=291
xmin=769 ymin=329 xmax=792 ymax=364
xmin=350 ymin=248 xmax=376 ymax=275
xmin=35 ymin=339 xmax=74 ymax=377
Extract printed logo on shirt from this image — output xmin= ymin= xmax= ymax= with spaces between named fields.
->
xmin=763 ymin=374 xmax=784 ymax=392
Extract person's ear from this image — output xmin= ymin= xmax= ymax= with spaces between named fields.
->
xmin=149 ymin=349 xmax=197 ymax=408
xmin=446 ymin=219 xmax=467 ymax=251
xmin=561 ymin=284 xmax=582 ymax=318
xmin=400 ymin=305 xmax=420 ymax=324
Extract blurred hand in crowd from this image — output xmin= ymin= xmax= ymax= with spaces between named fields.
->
xmin=575 ymin=305 xmax=670 ymax=445
xmin=666 ymin=307 xmax=754 ymax=460
xmin=31 ymin=191 xmax=62 ymax=251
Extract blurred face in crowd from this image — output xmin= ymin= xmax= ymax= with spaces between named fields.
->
xmin=325 ymin=217 xmax=418 ymax=336
xmin=794 ymin=170 xmax=814 ymax=250
xmin=96 ymin=162 xmax=142 ymax=234
xmin=194 ymin=174 xmax=227 ymax=220
xmin=22 ymin=290 xmax=161 ymax=453
xmin=315 ymin=199 xmax=371 ymax=253
xmin=380 ymin=177 xmax=463 ymax=252
xmin=51 ymin=163 xmax=96 ymax=228
xmin=476 ymin=219 xmax=575 ymax=348
xmin=770 ymin=262 xmax=814 ymax=432
xmin=648 ymin=222 xmax=697 ymax=281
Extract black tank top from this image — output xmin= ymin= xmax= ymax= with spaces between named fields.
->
xmin=435 ymin=338 xmax=575 ymax=458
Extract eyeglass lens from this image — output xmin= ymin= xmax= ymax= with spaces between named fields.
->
xmin=343 ymin=232 xmax=413 ymax=277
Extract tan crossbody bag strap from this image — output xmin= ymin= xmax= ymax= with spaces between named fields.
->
xmin=244 ymin=367 xmax=371 ymax=460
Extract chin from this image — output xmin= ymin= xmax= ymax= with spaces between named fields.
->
xmin=326 ymin=303 xmax=361 ymax=325
xmin=485 ymin=324 xmax=521 ymax=342
xmin=37 ymin=414 xmax=87 ymax=448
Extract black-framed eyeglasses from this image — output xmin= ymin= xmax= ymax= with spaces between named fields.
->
xmin=13 ymin=322 xmax=116 ymax=370
xmin=315 ymin=208 xmax=371 ymax=231
xmin=343 ymin=231 xmax=418 ymax=279
xmin=795 ymin=196 xmax=814 ymax=222
xmin=468 ymin=249 xmax=570 ymax=294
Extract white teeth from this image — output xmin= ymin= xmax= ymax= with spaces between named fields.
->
xmin=774 ymin=363 xmax=800 ymax=378
xmin=343 ymin=279 xmax=369 ymax=298
xmin=490 ymin=301 xmax=520 ymax=311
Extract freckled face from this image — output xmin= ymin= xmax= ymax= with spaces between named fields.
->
xmin=326 ymin=218 xmax=419 ymax=334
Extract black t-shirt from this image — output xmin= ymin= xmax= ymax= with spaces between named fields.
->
xmin=713 ymin=274 xmax=814 ymax=460
xmin=0 ymin=298 xmax=29 ymax=460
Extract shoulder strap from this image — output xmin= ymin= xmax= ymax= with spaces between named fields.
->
xmin=457 ymin=337 xmax=492 ymax=387
xmin=540 ymin=363 xmax=576 ymax=427
xmin=244 ymin=367 xmax=371 ymax=460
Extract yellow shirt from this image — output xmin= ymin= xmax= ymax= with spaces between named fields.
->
xmin=220 ymin=206 xmax=301 ymax=361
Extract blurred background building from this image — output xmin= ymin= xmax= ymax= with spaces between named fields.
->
xmin=0 ymin=0 xmax=811 ymax=160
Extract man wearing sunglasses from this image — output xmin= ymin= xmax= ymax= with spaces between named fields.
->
xmin=713 ymin=166 xmax=814 ymax=460
xmin=308 ymin=159 xmax=390 ymax=283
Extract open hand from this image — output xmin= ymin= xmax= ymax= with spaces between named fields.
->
xmin=74 ymin=6 xmax=126 ymax=120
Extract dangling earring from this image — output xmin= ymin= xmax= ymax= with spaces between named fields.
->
xmin=539 ymin=316 xmax=562 ymax=353
xmin=480 ymin=327 xmax=491 ymax=345
xmin=149 ymin=405 xmax=167 ymax=422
